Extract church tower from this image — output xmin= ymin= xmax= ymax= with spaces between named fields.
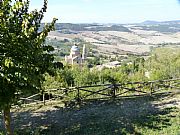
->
xmin=82 ymin=44 xmax=87 ymax=62
xmin=65 ymin=44 xmax=87 ymax=66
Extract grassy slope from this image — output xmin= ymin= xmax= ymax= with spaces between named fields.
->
xmin=0 ymin=91 xmax=180 ymax=135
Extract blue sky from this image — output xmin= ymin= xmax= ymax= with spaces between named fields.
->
xmin=29 ymin=0 xmax=180 ymax=23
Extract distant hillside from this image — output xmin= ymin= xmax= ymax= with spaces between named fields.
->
xmin=54 ymin=23 xmax=131 ymax=33
xmin=141 ymin=20 xmax=160 ymax=25
xmin=137 ymin=20 xmax=180 ymax=33
xmin=40 ymin=20 xmax=180 ymax=34
xmin=39 ymin=23 xmax=131 ymax=34
xmin=141 ymin=20 xmax=180 ymax=25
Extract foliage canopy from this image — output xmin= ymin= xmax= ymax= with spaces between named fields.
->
xmin=0 ymin=0 xmax=57 ymax=109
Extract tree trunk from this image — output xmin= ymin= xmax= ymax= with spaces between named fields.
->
xmin=3 ymin=106 xmax=13 ymax=135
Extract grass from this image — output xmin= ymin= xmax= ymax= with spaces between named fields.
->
xmin=0 ymin=91 xmax=180 ymax=135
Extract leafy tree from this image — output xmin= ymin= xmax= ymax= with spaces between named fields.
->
xmin=88 ymin=57 xmax=100 ymax=66
xmin=56 ymin=68 xmax=74 ymax=87
xmin=0 ymin=0 xmax=57 ymax=134
xmin=146 ymin=48 xmax=180 ymax=80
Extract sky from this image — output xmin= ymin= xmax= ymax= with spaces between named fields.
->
xmin=29 ymin=0 xmax=180 ymax=24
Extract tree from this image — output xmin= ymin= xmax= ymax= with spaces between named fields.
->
xmin=0 ymin=0 xmax=57 ymax=134
xmin=146 ymin=48 xmax=180 ymax=80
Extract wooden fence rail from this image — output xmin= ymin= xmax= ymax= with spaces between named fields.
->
xmin=20 ymin=78 xmax=180 ymax=105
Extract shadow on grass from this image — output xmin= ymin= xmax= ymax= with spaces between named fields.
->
xmin=1 ymin=92 xmax=179 ymax=135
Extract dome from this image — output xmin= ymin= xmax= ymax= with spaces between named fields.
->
xmin=71 ymin=45 xmax=80 ymax=52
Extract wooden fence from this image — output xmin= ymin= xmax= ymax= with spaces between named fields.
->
xmin=19 ymin=78 xmax=180 ymax=105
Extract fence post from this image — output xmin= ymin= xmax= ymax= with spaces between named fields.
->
xmin=77 ymin=88 xmax=81 ymax=104
xmin=150 ymin=82 xmax=153 ymax=96
xmin=43 ymin=92 xmax=45 ymax=105
xmin=112 ymin=84 xmax=116 ymax=99
xmin=168 ymin=80 xmax=172 ymax=90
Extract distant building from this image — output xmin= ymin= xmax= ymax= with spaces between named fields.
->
xmin=93 ymin=61 xmax=121 ymax=71
xmin=103 ymin=61 xmax=121 ymax=68
xmin=65 ymin=44 xmax=87 ymax=66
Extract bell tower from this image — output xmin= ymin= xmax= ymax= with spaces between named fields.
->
xmin=82 ymin=44 xmax=87 ymax=62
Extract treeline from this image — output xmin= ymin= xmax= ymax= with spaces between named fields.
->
xmin=43 ymin=48 xmax=180 ymax=89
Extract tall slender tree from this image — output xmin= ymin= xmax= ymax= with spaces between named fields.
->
xmin=0 ymin=0 xmax=57 ymax=134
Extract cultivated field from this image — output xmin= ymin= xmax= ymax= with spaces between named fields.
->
xmin=48 ymin=23 xmax=180 ymax=55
